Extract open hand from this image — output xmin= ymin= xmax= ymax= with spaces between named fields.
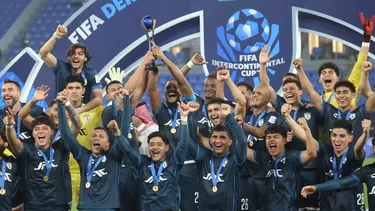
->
xmin=259 ymin=45 xmax=271 ymax=65
xmin=33 ymin=85 xmax=50 ymax=101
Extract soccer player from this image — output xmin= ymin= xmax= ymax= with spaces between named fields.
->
xmin=39 ymin=24 xmax=102 ymax=113
xmin=241 ymin=84 xmax=288 ymax=211
xmin=0 ymin=128 xmax=18 ymax=211
xmin=4 ymin=113 xmax=70 ymax=211
xmin=359 ymin=57 xmax=374 ymax=98
xmin=216 ymin=66 xmax=247 ymax=117
xmin=187 ymin=112 xmax=247 ymax=210
xmin=301 ymin=127 xmax=373 ymax=211
xmin=296 ymin=60 xmax=375 ymax=145
xmin=236 ymin=81 xmax=253 ymax=112
xmin=245 ymin=118 xmax=317 ymax=211
xmin=285 ymin=106 xmax=370 ymax=211
xmin=57 ymin=90 xmax=133 ymax=211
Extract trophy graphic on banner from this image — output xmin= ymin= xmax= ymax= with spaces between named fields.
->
xmin=141 ymin=15 xmax=164 ymax=71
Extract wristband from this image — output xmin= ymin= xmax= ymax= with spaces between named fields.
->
xmin=53 ymin=33 xmax=62 ymax=40
xmin=187 ymin=60 xmax=195 ymax=68
xmin=64 ymin=101 xmax=71 ymax=107
xmin=181 ymin=116 xmax=188 ymax=122
xmin=362 ymin=42 xmax=370 ymax=47
xmin=6 ymin=124 xmax=14 ymax=128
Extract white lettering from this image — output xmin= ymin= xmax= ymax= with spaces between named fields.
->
xmin=68 ymin=15 xmax=105 ymax=43
xmin=266 ymin=169 xmax=283 ymax=178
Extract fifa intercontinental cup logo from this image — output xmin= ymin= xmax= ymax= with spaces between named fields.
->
xmin=214 ymin=9 xmax=284 ymax=83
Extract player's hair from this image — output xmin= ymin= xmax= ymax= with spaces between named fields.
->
xmin=67 ymin=43 xmax=92 ymax=64
xmin=283 ymin=72 xmax=298 ymax=80
xmin=65 ymin=75 xmax=85 ymax=87
xmin=32 ymin=116 xmax=55 ymax=131
xmin=211 ymin=125 xmax=232 ymax=139
xmin=147 ymin=131 xmax=169 ymax=145
xmin=105 ymin=80 xmax=122 ymax=93
xmin=93 ymin=127 xmax=111 ymax=140
xmin=207 ymin=98 xmax=225 ymax=107
xmin=206 ymin=71 xmax=217 ymax=80
xmin=332 ymin=120 xmax=353 ymax=134
xmin=318 ymin=61 xmax=340 ymax=77
xmin=3 ymin=79 xmax=21 ymax=91
xmin=0 ymin=128 xmax=8 ymax=144
xmin=334 ymin=80 xmax=356 ymax=93
xmin=236 ymin=81 xmax=254 ymax=92
xmin=222 ymin=100 xmax=236 ymax=108
xmin=282 ymin=78 xmax=302 ymax=90
xmin=48 ymin=99 xmax=57 ymax=108
xmin=265 ymin=125 xmax=288 ymax=139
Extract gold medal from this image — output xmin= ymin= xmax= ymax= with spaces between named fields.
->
xmin=152 ymin=185 xmax=159 ymax=192
xmin=249 ymin=141 xmax=254 ymax=147
xmin=43 ymin=175 xmax=49 ymax=182
xmin=212 ymin=186 xmax=217 ymax=193
xmin=0 ymin=189 xmax=6 ymax=195
xmin=85 ymin=182 xmax=91 ymax=189
xmin=170 ymin=128 xmax=176 ymax=134
xmin=128 ymin=133 xmax=132 ymax=139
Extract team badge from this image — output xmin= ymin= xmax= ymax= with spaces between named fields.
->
xmin=268 ymin=116 xmax=276 ymax=124
xmin=6 ymin=162 xmax=12 ymax=170
xmin=102 ymin=155 xmax=107 ymax=163
xmin=333 ymin=113 xmax=338 ymax=118
xmin=84 ymin=114 xmax=90 ymax=122
xmin=258 ymin=119 xmax=264 ymax=126
xmin=304 ymin=112 xmax=311 ymax=120
xmin=249 ymin=141 xmax=254 ymax=147
xmin=350 ymin=113 xmax=356 ymax=120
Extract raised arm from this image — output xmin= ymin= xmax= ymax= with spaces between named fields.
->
xmin=107 ymin=120 xmax=140 ymax=165
xmin=76 ymin=88 xmax=103 ymax=114
xmin=119 ymin=90 xmax=132 ymax=137
xmin=180 ymin=53 xmax=208 ymax=76
xmin=298 ymin=117 xmax=318 ymax=165
xmin=19 ymin=85 xmax=50 ymax=129
xmin=147 ymin=68 xmax=162 ymax=113
xmin=57 ymin=98 xmax=82 ymax=158
xmin=4 ymin=111 xmax=23 ymax=154
xmin=39 ymin=25 xmax=67 ymax=68
xmin=217 ymin=66 xmax=246 ymax=117
xmin=259 ymin=45 xmax=276 ymax=106
xmin=354 ymin=119 xmax=371 ymax=160
xmin=360 ymin=61 xmax=373 ymax=98
xmin=225 ymin=114 xmax=247 ymax=164
xmin=152 ymin=45 xmax=194 ymax=97
xmin=361 ymin=62 xmax=375 ymax=114
xmin=58 ymin=90 xmax=82 ymax=137
xmin=294 ymin=58 xmax=323 ymax=112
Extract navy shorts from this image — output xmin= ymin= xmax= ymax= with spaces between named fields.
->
xmin=298 ymin=169 xmax=319 ymax=210
xmin=119 ymin=167 xmax=140 ymax=211
xmin=249 ymin=177 xmax=268 ymax=211
xmin=237 ymin=177 xmax=256 ymax=211
xmin=179 ymin=162 xmax=199 ymax=211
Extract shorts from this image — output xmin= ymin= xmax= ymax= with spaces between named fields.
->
xmin=179 ymin=163 xmax=199 ymax=211
xmin=119 ymin=166 xmax=140 ymax=211
xmin=237 ymin=177 xmax=256 ymax=211
xmin=298 ymin=169 xmax=319 ymax=210
xmin=249 ymin=177 xmax=268 ymax=211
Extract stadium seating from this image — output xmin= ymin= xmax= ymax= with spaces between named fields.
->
xmin=0 ymin=0 xmax=29 ymax=40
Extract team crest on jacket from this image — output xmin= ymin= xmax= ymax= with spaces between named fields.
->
xmin=84 ymin=114 xmax=90 ymax=122
xmin=304 ymin=112 xmax=311 ymax=120
xmin=350 ymin=113 xmax=356 ymax=120
xmin=6 ymin=162 xmax=12 ymax=170
xmin=258 ymin=119 xmax=264 ymax=126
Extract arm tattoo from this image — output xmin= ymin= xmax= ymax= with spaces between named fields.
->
xmin=65 ymin=104 xmax=82 ymax=135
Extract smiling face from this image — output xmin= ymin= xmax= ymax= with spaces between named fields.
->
xmin=165 ymin=80 xmax=181 ymax=104
xmin=33 ymin=124 xmax=54 ymax=149
xmin=210 ymin=130 xmax=232 ymax=156
xmin=251 ymin=86 xmax=270 ymax=108
xmin=204 ymin=77 xmax=217 ymax=100
xmin=319 ymin=68 xmax=339 ymax=92
xmin=237 ymin=85 xmax=252 ymax=106
xmin=66 ymin=82 xmax=85 ymax=104
xmin=207 ymin=103 xmax=225 ymax=126
xmin=266 ymin=133 xmax=286 ymax=158
xmin=106 ymin=83 xmax=123 ymax=101
xmin=331 ymin=128 xmax=353 ymax=154
xmin=148 ymin=136 xmax=169 ymax=162
xmin=91 ymin=129 xmax=110 ymax=156
xmin=47 ymin=103 xmax=58 ymax=127
xmin=282 ymin=82 xmax=302 ymax=105
xmin=68 ymin=48 xmax=87 ymax=70
xmin=334 ymin=86 xmax=355 ymax=109
xmin=2 ymin=82 xmax=21 ymax=108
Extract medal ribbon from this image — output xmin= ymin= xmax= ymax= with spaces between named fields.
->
xmin=87 ymin=154 xmax=104 ymax=183
xmin=53 ymin=130 xmax=60 ymax=143
xmin=168 ymin=108 xmax=179 ymax=131
xmin=0 ymin=159 xmax=6 ymax=190
xmin=210 ymin=152 xmax=230 ymax=188
xmin=247 ymin=109 xmax=267 ymax=142
xmin=322 ymin=92 xmax=335 ymax=104
xmin=34 ymin=145 xmax=54 ymax=178
xmin=332 ymin=148 xmax=349 ymax=180
xmin=337 ymin=110 xmax=351 ymax=120
xmin=151 ymin=160 xmax=165 ymax=187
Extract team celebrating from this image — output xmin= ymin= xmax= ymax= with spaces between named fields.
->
xmin=0 ymin=12 xmax=375 ymax=211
